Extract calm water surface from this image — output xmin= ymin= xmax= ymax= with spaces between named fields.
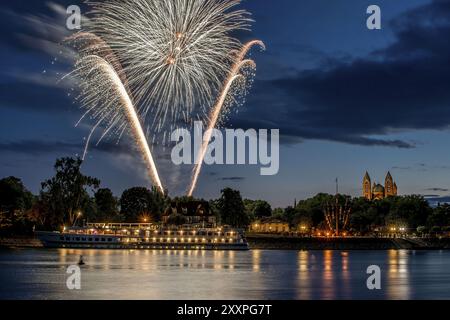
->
xmin=0 ymin=249 xmax=449 ymax=299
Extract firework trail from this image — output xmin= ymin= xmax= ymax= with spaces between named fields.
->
xmin=70 ymin=55 xmax=164 ymax=193
xmin=82 ymin=0 xmax=252 ymax=137
xmin=66 ymin=33 xmax=133 ymax=158
xmin=188 ymin=40 xmax=265 ymax=196
xmin=66 ymin=0 xmax=260 ymax=194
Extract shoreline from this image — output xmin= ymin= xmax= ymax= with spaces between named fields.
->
xmin=1 ymin=235 xmax=450 ymax=250
xmin=246 ymin=234 xmax=450 ymax=250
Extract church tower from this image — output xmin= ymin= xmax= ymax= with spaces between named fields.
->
xmin=363 ymin=172 xmax=372 ymax=200
xmin=385 ymin=171 xmax=394 ymax=197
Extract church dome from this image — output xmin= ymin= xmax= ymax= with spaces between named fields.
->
xmin=373 ymin=184 xmax=385 ymax=193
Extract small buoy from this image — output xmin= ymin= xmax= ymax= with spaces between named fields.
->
xmin=78 ymin=255 xmax=85 ymax=266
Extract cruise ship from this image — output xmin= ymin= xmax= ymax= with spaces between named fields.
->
xmin=36 ymin=223 xmax=249 ymax=250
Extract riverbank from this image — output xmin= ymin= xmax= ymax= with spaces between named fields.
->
xmin=246 ymin=234 xmax=450 ymax=250
xmin=0 ymin=236 xmax=43 ymax=248
xmin=1 ymin=235 xmax=449 ymax=250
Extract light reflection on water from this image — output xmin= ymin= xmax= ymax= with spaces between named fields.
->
xmin=0 ymin=249 xmax=449 ymax=300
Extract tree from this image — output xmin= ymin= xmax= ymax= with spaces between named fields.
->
xmin=387 ymin=195 xmax=431 ymax=229
xmin=0 ymin=177 xmax=34 ymax=232
xmin=217 ymin=188 xmax=249 ymax=228
xmin=94 ymin=188 xmax=119 ymax=222
xmin=120 ymin=186 xmax=167 ymax=222
xmin=244 ymin=199 xmax=272 ymax=220
xmin=253 ymin=200 xmax=272 ymax=218
xmin=427 ymin=204 xmax=450 ymax=228
xmin=295 ymin=193 xmax=335 ymax=227
xmin=40 ymin=158 xmax=99 ymax=227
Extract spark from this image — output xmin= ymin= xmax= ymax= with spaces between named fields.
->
xmin=72 ymin=55 xmax=164 ymax=193
xmin=188 ymin=40 xmax=265 ymax=196
xmin=81 ymin=0 xmax=252 ymax=137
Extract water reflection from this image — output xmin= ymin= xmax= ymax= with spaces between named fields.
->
xmin=387 ymin=250 xmax=410 ymax=300
xmin=1 ymin=249 xmax=447 ymax=299
xmin=340 ymin=251 xmax=351 ymax=299
xmin=297 ymin=250 xmax=310 ymax=299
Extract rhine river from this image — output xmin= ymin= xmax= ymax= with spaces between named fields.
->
xmin=0 ymin=249 xmax=449 ymax=299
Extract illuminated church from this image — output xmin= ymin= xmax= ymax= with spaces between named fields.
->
xmin=362 ymin=171 xmax=398 ymax=200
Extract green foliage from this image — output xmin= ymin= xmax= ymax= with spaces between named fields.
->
xmin=217 ymin=188 xmax=249 ymax=228
xmin=0 ymin=177 xmax=34 ymax=233
xmin=244 ymin=199 xmax=272 ymax=220
xmin=40 ymin=157 xmax=100 ymax=227
xmin=295 ymin=193 xmax=336 ymax=226
xmin=417 ymin=226 xmax=428 ymax=234
xmin=94 ymin=188 xmax=119 ymax=222
xmin=427 ymin=204 xmax=450 ymax=228
xmin=120 ymin=186 xmax=167 ymax=222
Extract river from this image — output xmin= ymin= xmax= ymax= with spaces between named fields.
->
xmin=0 ymin=248 xmax=449 ymax=299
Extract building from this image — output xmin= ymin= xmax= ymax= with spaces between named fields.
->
xmin=250 ymin=218 xmax=290 ymax=233
xmin=363 ymin=171 xmax=398 ymax=200
xmin=162 ymin=200 xmax=217 ymax=227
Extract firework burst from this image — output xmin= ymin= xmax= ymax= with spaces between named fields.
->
xmin=66 ymin=0 xmax=262 ymax=194
xmin=81 ymin=0 xmax=252 ymax=135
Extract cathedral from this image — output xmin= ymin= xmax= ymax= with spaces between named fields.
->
xmin=363 ymin=171 xmax=398 ymax=200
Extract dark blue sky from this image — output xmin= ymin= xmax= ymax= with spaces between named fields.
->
xmin=1 ymin=0 xmax=450 ymax=207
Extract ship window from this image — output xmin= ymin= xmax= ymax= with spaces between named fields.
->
xmin=76 ymin=237 xmax=80 ymax=241
xmin=65 ymin=237 xmax=70 ymax=241
xmin=88 ymin=238 xmax=93 ymax=241
xmin=101 ymin=238 xmax=106 ymax=242
xmin=82 ymin=238 xmax=86 ymax=241
xmin=95 ymin=238 xmax=99 ymax=242
xmin=108 ymin=238 xmax=112 ymax=242
xmin=59 ymin=237 xmax=64 ymax=241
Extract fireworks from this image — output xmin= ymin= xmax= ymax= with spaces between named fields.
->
xmin=67 ymin=0 xmax=262 ymax=194
xmin=81 ymin=0 xmax=252 ymax=134
xmin=71 ymin=55 xmax=164 ymax=193
xmin=188 ymin=40 xmax=265 ymax=196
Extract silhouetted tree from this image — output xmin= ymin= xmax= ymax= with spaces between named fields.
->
xmin=244 ymin=200 xmax=272 ymax=219
xmin=0 ymin=177 xmax=34 ymax=232
xmin=40 ymin=157 xmax=99 ymax=227
xmin=94 ymin=188 xmax=119 ymax=222
xmin=120 ymin=186 xmax=167 ymax=222
xmin=217 ymin=188 xmax=249 ymax=228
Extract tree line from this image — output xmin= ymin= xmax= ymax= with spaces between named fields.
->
xmin=0 ymin=157 xmax=449 ymax=235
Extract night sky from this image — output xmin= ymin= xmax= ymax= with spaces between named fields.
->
xmin=1 ymin=0 xmax=450 ymax=207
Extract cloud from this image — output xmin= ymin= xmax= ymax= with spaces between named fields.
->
xmin=219 ymin=176 xmax=246 ymax=181
xmin=425 ymin=188 xmax=449 ymax=192
xmin=0 ymin=139 xmax=135 ymax=156
xmin=230 ymin=0 xmax=450 ymax=148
